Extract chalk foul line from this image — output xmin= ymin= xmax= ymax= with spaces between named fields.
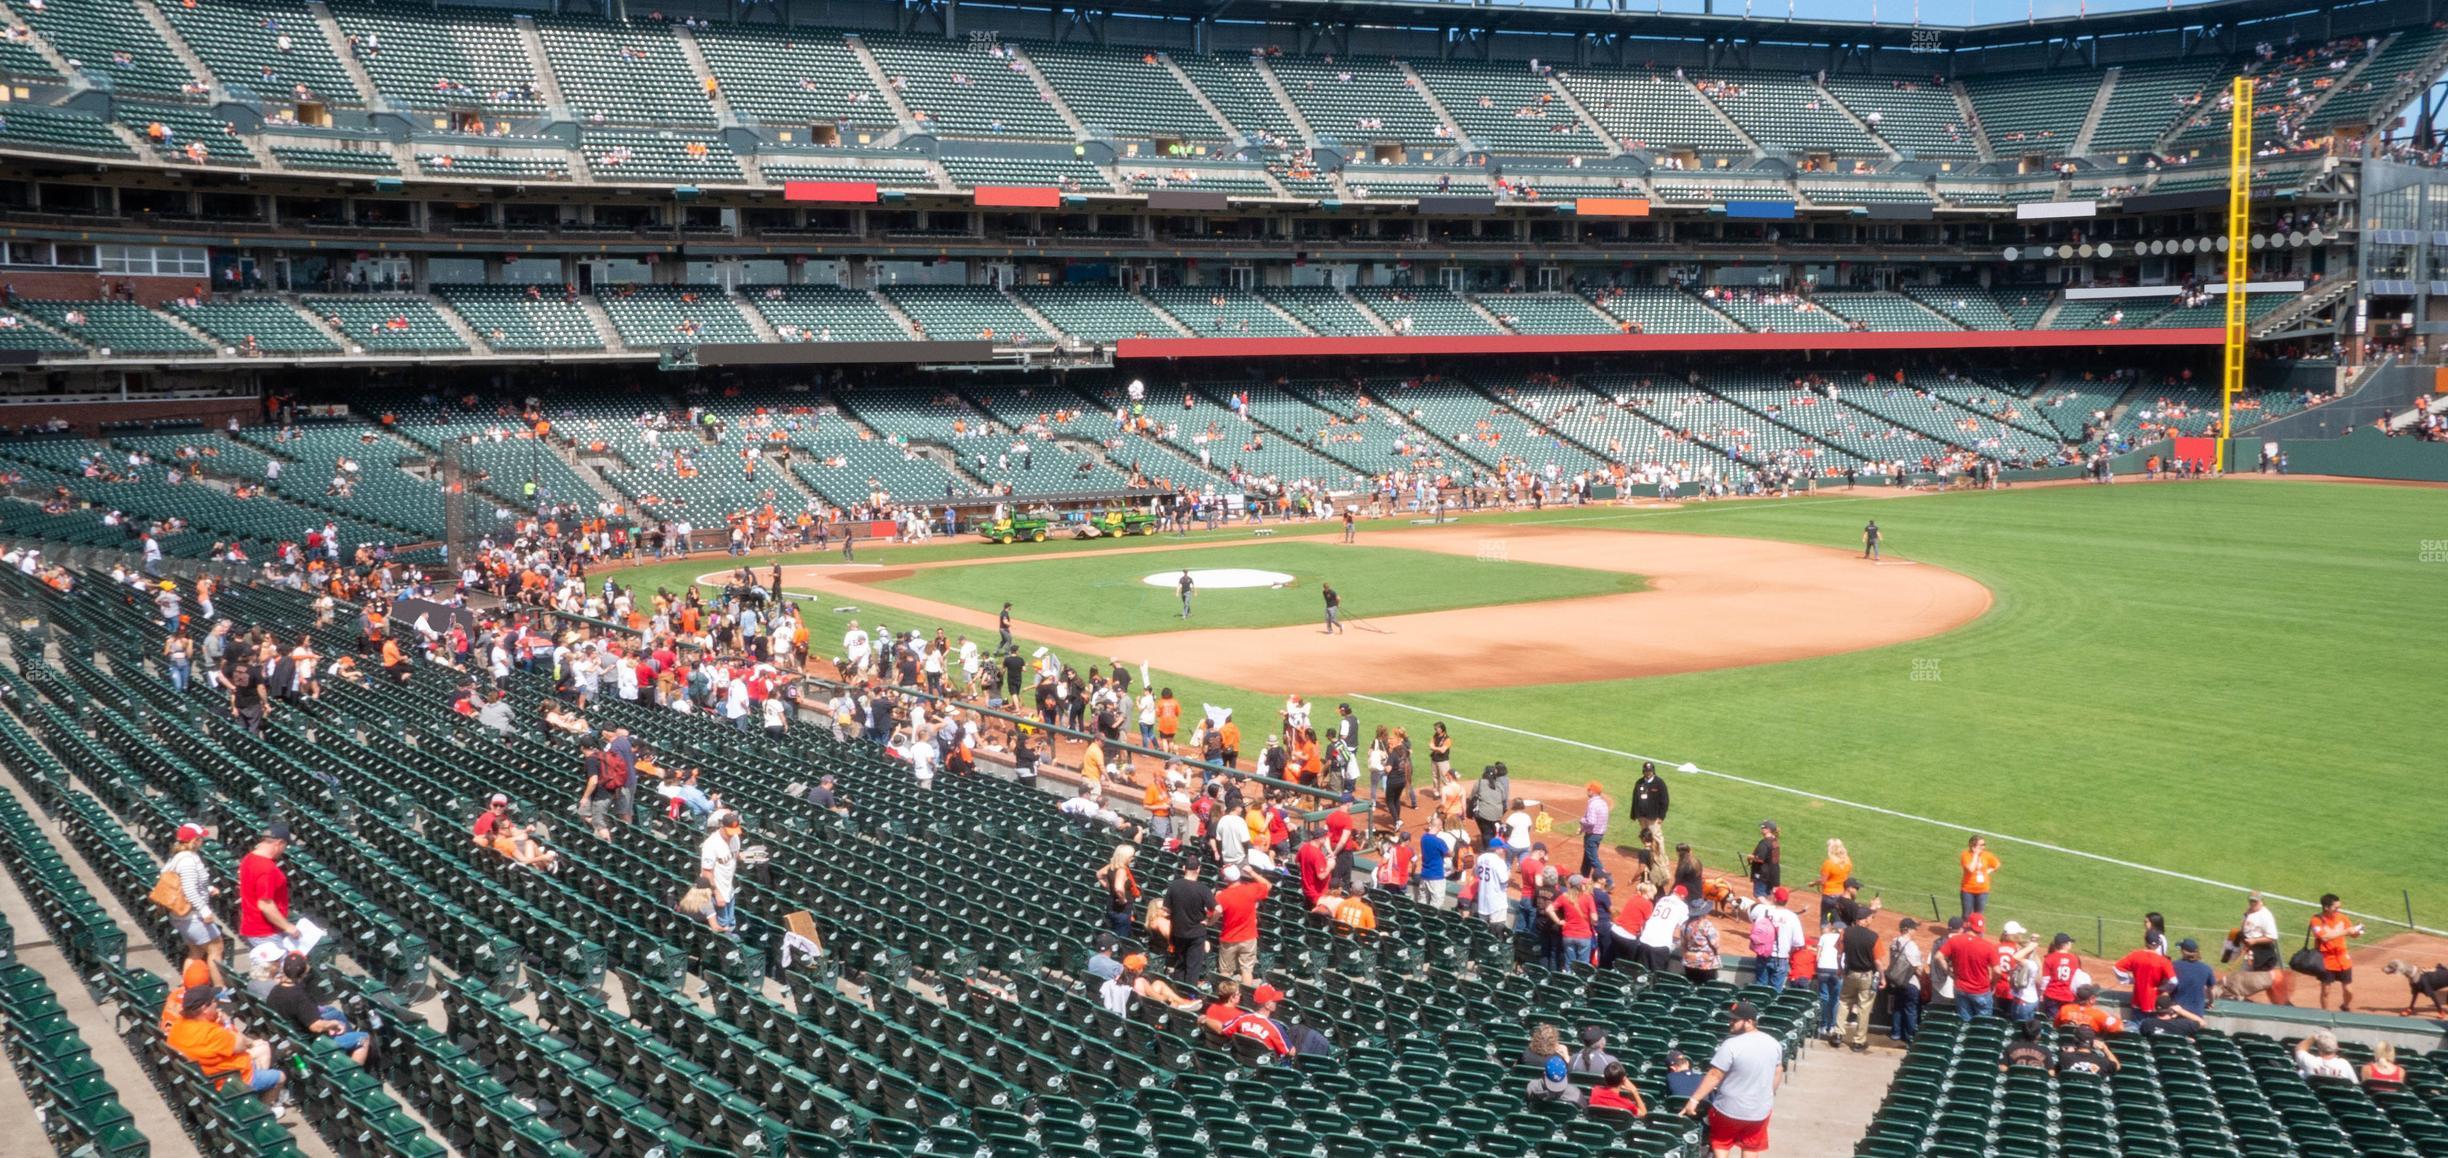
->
xmin=1346 ymin=692 xmax=2442 ymax=937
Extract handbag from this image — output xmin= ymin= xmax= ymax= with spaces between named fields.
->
xmin=2287 ymin=928 xmax=2326 ymax=977
xmin=149 ymin=862 xmax=193 ymax=918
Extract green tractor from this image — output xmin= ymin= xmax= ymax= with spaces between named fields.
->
xmin=976 ymin=514 xmax=1051 ymax=544
xmin=1075 ymin=509 xmax=1160 ymax=539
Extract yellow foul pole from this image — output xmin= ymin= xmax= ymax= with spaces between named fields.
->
xmin=2220 ymin=75 xmax=2253 ymax=472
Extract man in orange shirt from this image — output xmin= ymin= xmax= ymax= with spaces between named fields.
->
xmin=2053 ymin=984 xmax=2125 ymax=1036
xmin=167 ymin=988 xmax=287 ymax=1116
xmin=1317 ymin=883 xmax=1377 ymax=931
xmin=2309 ymin=893 xmax=2365 ymax=1011
xmin=1217 ymin=715 xmax=1241 ymax=768
xmin=1958 ymin=835 xmax=1999 ymax=921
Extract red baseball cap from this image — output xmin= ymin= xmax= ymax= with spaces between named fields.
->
xmin=1252 ymin=985 xmax=1283 ymax=1004
xmin=1965 ymin=913 xmax=1986 ymax=932
xmin=175 ymin=823 xmax=206 ymax=843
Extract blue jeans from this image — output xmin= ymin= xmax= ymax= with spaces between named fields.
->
xmin=1890 ymin=988 xmax=1922 ymax=1042
xmin=169 ymin=660 xmax=190 ymax=692
xmin=1581 ymin=833 xmax=1603 ymax=874
xmin=243 ymin=1068 xmax=282 ymax=1094
xmin=1563 ymin=937 xmax=1593 ymax=969
xmin=1816 ymin=970 xmax=1842 ymax=1034
xmin=1961 ymin=891 xmax=1987 ymax=919
xmin=1955 ymin=991 xmax=1995 ymax=1021
xmin=2009 ymin=999 xmax=2037 ymax=1023
xmin=1756 ymin=956 xmax=1789 ymax=991
xmin=713 ymin=897 xmax=737 ymax=933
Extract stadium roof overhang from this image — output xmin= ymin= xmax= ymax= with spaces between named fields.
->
xmin=1053 ymin=0 xmax=2392 ymax=50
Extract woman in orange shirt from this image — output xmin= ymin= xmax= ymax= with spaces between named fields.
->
xmin=1155 ymin=690 xmax=1181 ymax=753
xmin=1958 ymin=835 xmax=1999 ymax=921
xmin=1294 ymin=729 xmax=1322 ymax=785
xmin=1818 ymin=838 xmax=1853 ymax=927
xmin=2309 ymin=893 xmax=2365 ymax=1011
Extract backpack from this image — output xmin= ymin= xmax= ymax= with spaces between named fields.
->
xmin=1749 ymin=917 xmax=1778 ymax=959
xmin=149 ymin=855 xmax=192 ymax=918
xmin=1882 ymin=939 xmax=1917 ymax=988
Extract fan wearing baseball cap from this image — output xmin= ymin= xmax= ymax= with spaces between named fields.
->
xmin=1680 ymin=1000 xmax=1782 ymax=1157
xmin=472 ymin=794 xmax=512 ymax=843
xmin=1219 ymin=984 xmax=1294 ymax=1058
xmin=161 ymin=822 xmax=228 ymax=988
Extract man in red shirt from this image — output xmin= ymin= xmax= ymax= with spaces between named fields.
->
xmin=2039 ymin=933 xmax=2083 ymax=1021
xmin=1940 ymin=913 xmax=1998 ymax=1021
xmin=1296 ymin=831 xmax=1332 ymax=908
xmin=1214 ymin=864 xmax=1271 ymax=984
xmin=2114 ymin=940 xmax=2176 ymax=1017
xmin=236 ymin=823 xmax=297 ymax=947
xmin=471 ymin=795 xmax=511 ymax=842
xmin=1222 ymin=984 xmax=1294 ymax=1057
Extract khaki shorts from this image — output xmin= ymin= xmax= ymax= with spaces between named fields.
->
xmin=1218 ymin=940 xmax=1256 ymax=982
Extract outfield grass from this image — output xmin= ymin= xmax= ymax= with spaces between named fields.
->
xmin=871 ymin=542 xmax=1646 ymax=636
xmin=615 ymin=481 xmax=2437 ymax=953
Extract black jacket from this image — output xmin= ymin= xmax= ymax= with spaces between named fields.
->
xmin=1632 ymin=775 xmax=1670 ymax=822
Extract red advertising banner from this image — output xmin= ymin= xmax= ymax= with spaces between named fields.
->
xmin=783 ymin=181 xmax=880 ymax=204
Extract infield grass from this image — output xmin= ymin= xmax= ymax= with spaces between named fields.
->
xmin=870 ymin=542 xmax=1646 ymax=635
xmin=626 ymin=479 xmax=2437 ymax=953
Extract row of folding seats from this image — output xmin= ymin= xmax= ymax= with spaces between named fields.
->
xmin=168 ymin=299 xmax=341 ymax=354
xmin=16 ymin=0 xmax=196 ymax=96
xmin=227 ymin=424 xmax=449 ymax=539
xmin=1814 ymin=292 xmax=1963 ymax=332
xmin=0 ymin=885 xmax=147 ymax=1157
xmin=0 ymin=105 xmax=136 ymax=157
xmin=159 ymin=0 xmax=358 ymax=104
xmin=272 ymin=146 xmax=400 ymax=175
xmin=1692 ymin=70 xmax=1882 ymax=155
xmin=329 ymin=0 xmax=542 ymax=114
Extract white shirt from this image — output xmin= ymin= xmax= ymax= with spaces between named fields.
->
xmin=700 ymin=830 xmax=738 ymax=902
xmin=1215 ymin=813 xmax=1250 ymax=863
xmin=1472 ymin=851 xmax=1511 ymax=917
xmin=1640 ymin=893 xmax=1687 ymax=949
xmin=1766 ymin=905 xmax=1806 ymax=958
xmin=724 ymin=679 xmax=750 ymax=719
xmin=843 ymin=628 xmax=870 ymax=660
xmin=2241 ymin=906 xmax=2279 ymax=948
xmin=905 ymin=737 xmax=939 ymax=783
xmin=1504 ymin=810 xmax=1532 ymax=851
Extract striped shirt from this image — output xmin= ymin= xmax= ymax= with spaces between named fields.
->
xmin=167 ymin=850 xmax=214 ymax=920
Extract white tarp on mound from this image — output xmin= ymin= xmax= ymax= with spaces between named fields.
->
xmin=1140 ymin=568 xmax=1295 ymax=590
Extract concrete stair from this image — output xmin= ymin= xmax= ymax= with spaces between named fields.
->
xmin=304 ymin=0 xmax=381 ymax=107
xmin=670 ymin=26 xmax=739 ymax=126
xmin=1158 ymin=52 xmax=1242 ymax=140
xmin=0 ymin=0 xmax=80 ymax=81
xmin=284 ymin=296 xmax=359 ymax=352
xmin=1006 ymin=44 xmax=1088 ymax=137
xmin=427 ymin=296 xmax=494 ymax=355
xmin=575 ymin=295 xmax=625 ymax=352
xmin=1814 ymin=78 xmax=1900 ymax=159
xmin=1544 ymin=74 xmax=1624 ymax=155
xmin=129 ymin=0 xmax=219 ymax=97
xmin=1339 ymin=288 xmax=1396 ymax=334
xmin=1687 ymin=78 xmax=1763 ymax=154
xmin=2072 ymin=68 xmax=2118 ymax=155
xmin=998 ymin=290 xmax=1070 ymax=345
xmin=1950 ymin=80 xmax=1997 ymax=161
xmin=1252 ymin=58 xmax=1320 ymax=145
xmin=733 ymin=291 xmax=780 ymax=342
xmin=1394 ymin=60 xmax=1471 ymax=150
xmin=867 ymin=289 xmax=923 ymax=339
xmin=842 ymin=35 xmax=921 ymax=133
xmin=509 ymin=16 xmax=569 ymax=111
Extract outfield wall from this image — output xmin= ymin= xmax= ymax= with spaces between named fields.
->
xmin=2258 ymin=428 xmax=2448 ymax=482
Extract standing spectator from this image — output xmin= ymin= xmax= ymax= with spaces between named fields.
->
xmin=1550 ymin=874 xmax=1599 ymax=969
xmin=1577 ymin=781 xmax=1609 ymax=874
xmin=2309 ymin=893 xmax=2364 ymax=1011
xmin=1679 ymin=1001 xmax=1783 ymax=1157
xmin=2227 ymin=891 xmax=2285 ymax=1004
xmin=698 ymin=810 xmax=741 ymax=935
xmin=162 ymin=823 xmax=227 ymax=988
xmin=1094 ymin=845 xmax=1140 ymax=940
xmin=1885 ymin=918 xmax=1927 ymax=1044
xmin=1471 ymin=840 xmax=1513 ymax=928
xmin=2115 ymin=930 xmax=2177 ymax=1019
xmin=1814 ymin=920 xmax=1843 ymax=1041
xmin=1746 ymin=820 xmax=1781 ymax=899
xmin=1161 ymin=861 xmax=1213 ymax=979
xmin=2169 ymin=937 xmax=2216 ymax=1016
xmin=1413 ymin=827 xmax=1457 ymax=910
xmin=1958 ymin=835 xmax=1999 ymax=920
xmin=1751 ymin=889 xmax=1804 ymax=991
xmin=1630 ymin=761 xmax=1669 ymax=846
xmin=1837 ymin=915 xmax=1881 ymax=1052
xmin=1815 ymin=839 xmax=1851 ymax=928
xmin=1636 ymin=884 xmax=1687 ymax=972
xmin=236 ymin=823 xmax=298 ymax=949
xmin=1213 ymin=863 xmax=1270 ymax=984
xmin=1941 ymin=913 xmax=2000 ymax=1021
xmin=1468 ymin=764 xmax=1510 ymax=848
xmin=2039 ymin=933 xmax=2083 ymax=1021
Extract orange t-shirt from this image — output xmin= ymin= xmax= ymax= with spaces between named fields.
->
xmin=1156 ymin=698 xmax=1181 ymax=737
xmin=1959 ymin=850 xmax=1999 ymax=895
xmin=1143 ymin=783 xmax=1170 ymax=816
xmin=2054 ymin=1002 xmax=2123 ymax=1036
xmin=1330 ymin=897 xmax=1377 ymax=930
xmin=167 ymin=1017 xmax=253 ymax=1087
xmin=2310 ymin=912 xmax=2354 ymax=971
xmin=1819 ymin=857 xmax=1851 ymax=896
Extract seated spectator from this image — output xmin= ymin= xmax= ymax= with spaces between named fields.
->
xmin=475 ymin=689 xmax=514 ymax=733
xmin=1198 ymin=979 xmax=1244 ymax=1034
xmin=2295 ymin=1030 xmax=2355 ymax=1080
xmin=2054 ymin=985 xmax=2125 ymax=1036
xmin=1084 ymin=934 xmax=1124 ymax=984
xmin=2001 ymin=1020 xmax=2053 ymax=1071
xmin=1524 ymin=1055 xmax=1583 ymax=1107
xmin=2363 ymin=1042 xmax=2406 ymax=1090
xmin=166 ymin=987 xmax=287 ymax=1118
xmin=2133 ymin=1002 xmax=2205 ymax=1038
xmin=488 ymin=820 xmax=559 ymax=872
xmin=2056 ymin=1025 xmax=2119 ymax=1077
xmin=264 ymin=953 xmax=371 ymax=1066
xmin=471 ymin=794 xmax=511 ymax=843
xmin=1586 ymin=1061 xmax=1647 ymax=1117
xmin=543 ymin=701 xmax=591 ymax=735
xmin=1662 ymin=1049 xmax=1705 ymax=1104
xmin=1569 ymin=1025 xmax=1617 ymax=1076
xmin=1100 ymin=952 xmax=1200 ymax=1015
